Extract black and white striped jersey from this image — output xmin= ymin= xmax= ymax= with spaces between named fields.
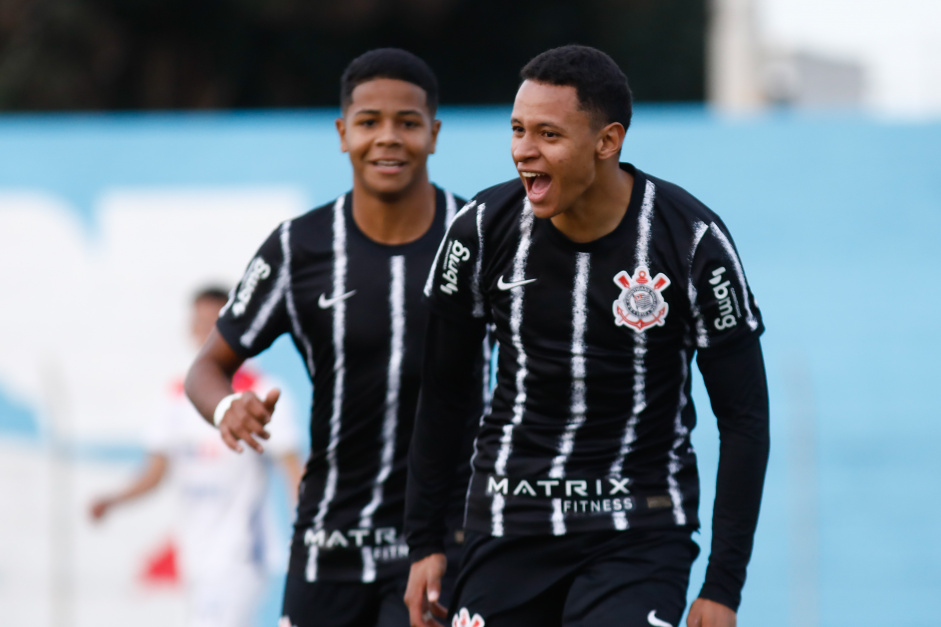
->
xmin=216 ymin=186 xmax=482 ymax=583
xmin=419 ymin=164 xmax=764 ymax=539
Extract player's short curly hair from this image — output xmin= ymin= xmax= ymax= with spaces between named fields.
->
xmin=520 ymin=45 xmax=632 ymax=132
xmin=340 ymin=48 xmax=439 ymax=116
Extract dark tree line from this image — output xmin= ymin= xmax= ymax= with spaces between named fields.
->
xmin=0 ymin=0 xmax=705 ymax=111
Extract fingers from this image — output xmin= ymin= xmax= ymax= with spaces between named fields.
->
xmin=263 ymin=387 xmax=281 ymax=412
xmin=404 ymin=570 xmax=427 ymax=627
xmin=426 ymin=576 xmax=441 ymax=605
xmin=219 ymin=421 xmax=245 ymax=453
xmin=89 ymin=500 xmax=109 ymax=521
xmin=405 ymin=555 xmax=448 ymax=627
xmin=218 ymin=391 xmax=275 ymax=453
xmin=429 ymin=600 xmax=448 ymax=619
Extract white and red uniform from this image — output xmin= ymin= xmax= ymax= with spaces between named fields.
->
xmin=145 ymin=365 xmax=300 ymax=627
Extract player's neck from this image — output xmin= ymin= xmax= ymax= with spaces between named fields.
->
xmin=551 ymin=164 xmax=633 ymax=244
xmin=350 ymin=178 xmax=436 ymax=245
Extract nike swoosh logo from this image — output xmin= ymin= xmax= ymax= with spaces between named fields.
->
xmin=647 ymin=610 xmax=673 ymax=627
xmin=497 ymin=276 xmax=537 ymax=290
xmin=318 ymin=290 xmax=356 ymax=309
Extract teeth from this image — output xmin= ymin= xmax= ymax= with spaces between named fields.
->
xmin=520 ymin=172 xmax=543 ymax=178
xmin=375 ymin=160 xmax=403 ymax=166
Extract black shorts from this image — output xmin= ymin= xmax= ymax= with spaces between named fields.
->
xmin=280 ymin=532 xmax=465 ymax=627
xmin=280 ymin=574 xmax=408 ymax=627
xmin=449 ymin=527 xmax=699 ymax=627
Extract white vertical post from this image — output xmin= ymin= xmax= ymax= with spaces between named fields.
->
xmin=707 ymin=0 xmax=765 ymax=112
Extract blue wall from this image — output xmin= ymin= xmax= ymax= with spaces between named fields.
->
xmin=2 ymin=107 xmax=939 ymax=626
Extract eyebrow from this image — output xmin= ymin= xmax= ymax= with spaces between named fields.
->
xmin=511 ymin=117 xmax=561 ymax=129
xmin=353 ymin=108 xmax=424 ymax=117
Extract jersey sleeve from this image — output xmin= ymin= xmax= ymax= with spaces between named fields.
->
xmin=216 ymin=223 xmax=292 ymax=358
xmin=687 ymin=219 xmax=763 ymax=353
xmin=423 ymin=200 xmax=486 ymax=321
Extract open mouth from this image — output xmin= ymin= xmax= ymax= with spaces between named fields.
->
xmin=520 ymin=171 xmax=551 ymax=202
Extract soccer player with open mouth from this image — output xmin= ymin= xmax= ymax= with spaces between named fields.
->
xmin=186 ymin=48 xmax=488 ymax=627
xmin=405 ymin=45 xmax=769 ymax=627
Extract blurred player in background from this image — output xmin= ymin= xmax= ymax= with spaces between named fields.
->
xmin=405 ymin=45 xmax=769 ymax=627
xmin=90 ymin=286 xmax=303 ymax=627
xmin=185 ymin=49 xmax=487 ymax=627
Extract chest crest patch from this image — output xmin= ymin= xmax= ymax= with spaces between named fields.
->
xmin=612 ymin=266 xmax=671 ymax=333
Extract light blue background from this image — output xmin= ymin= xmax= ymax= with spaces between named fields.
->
xmin=2 ymin=106 xmax=940 ymax=626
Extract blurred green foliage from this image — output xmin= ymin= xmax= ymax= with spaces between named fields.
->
xmin=0 ymin=0 xmax=704 ymax=111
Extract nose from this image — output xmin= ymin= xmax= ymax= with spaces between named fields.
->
xmin=375 ymin=119 xmax=402 ymax=146
xmin=511 ymin=132 xmax=537 ymax=164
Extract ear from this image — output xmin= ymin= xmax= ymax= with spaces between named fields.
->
xmin=595 ymin=122 xmax=625 ymax=161
xmin=336 ymin=117 xmax=349 ymax=153
xmin=429 ymin=119 xmax=442 ymax=154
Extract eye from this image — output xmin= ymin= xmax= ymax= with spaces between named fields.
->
xmin=543 ymin=130 xmax=559 ymax=139
xmin=402 ymin=119 xmax=420 ymax=129
xmin=358 ymin=118 xmax=377 ymax=127
xmin=512 ymin=125 xmax=524 ymax=134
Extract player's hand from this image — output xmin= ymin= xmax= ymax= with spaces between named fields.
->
xmin=404 ymin=552 xmax=448 ymax=627
xmin=218 ymin=388 xmax=280 ymax=454
xmin=687 ymin=598 xmax=736 ymax=627
xmin=89 ymin=497 xmax=113 ymax=521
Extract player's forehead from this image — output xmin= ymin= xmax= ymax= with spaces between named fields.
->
xmin=345 ymin=78 xmax=431 ymax=117
xmin=511 ymin=80 xmax=588 ymax=127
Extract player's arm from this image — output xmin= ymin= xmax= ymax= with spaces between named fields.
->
xmin=691 ymin=337 xmax=769 ymax=625
xmin=89 ymin=453 xmax=169 ymax=520
xmin=185 ymin=328 xmax=279 ymax=454
xmin=405 ymin=311 xmax=487 ymax=627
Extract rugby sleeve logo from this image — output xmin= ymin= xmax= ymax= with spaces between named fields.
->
xmin=231 ymin=256 xmax=271 ymax=317
xmin=439 ymin=240 xmax=471 ymax=295
xmin=708 ymin=266 xmax=740 ymax=331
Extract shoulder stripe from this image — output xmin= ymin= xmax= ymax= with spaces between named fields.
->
xmin=688 ymin=221 xmax=711 ymax=348
xmin=423 ymin=200 xmax=477 ymax=298
xmin=708 ymin=222 xmax=758 ymax=331
xmin=281 ymin=222 xmax=316 ymax=377
xmin=471 ymin=202 xmax=487 ymax=318
xmin=239 ymin=221 xmax=290 ymax=349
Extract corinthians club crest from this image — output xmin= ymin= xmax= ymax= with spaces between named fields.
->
xmin=612 ymin=266 xmax=671 ymax=333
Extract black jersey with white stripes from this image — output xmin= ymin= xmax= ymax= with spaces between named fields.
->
xmin=216 ymin=186 xmax=483 ymax=583
xmin=421 ymin=164 xmax=764 ymax=539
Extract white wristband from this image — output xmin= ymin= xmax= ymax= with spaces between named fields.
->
xmin=213 ymin=392 xmax=244 ymax=427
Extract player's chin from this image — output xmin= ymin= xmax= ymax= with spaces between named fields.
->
xmin=363 ymin=178 xmax=412 ymax=201
xmin=527 ymin=196 xmax=560 ymax=219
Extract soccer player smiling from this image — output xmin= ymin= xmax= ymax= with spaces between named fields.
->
xmin=186 ymin=48 xmax=485 ymax=627
xmin=337 ymin=77 xmax=441 ymax=208
xmin=405 ymin=45 xmax=769 ymax=627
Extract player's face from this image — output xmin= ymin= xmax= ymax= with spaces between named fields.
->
xmin=337 ymin=78 xmax=440 ymax=201
xmin=511 ymin=80 xmax=602 ymax=219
